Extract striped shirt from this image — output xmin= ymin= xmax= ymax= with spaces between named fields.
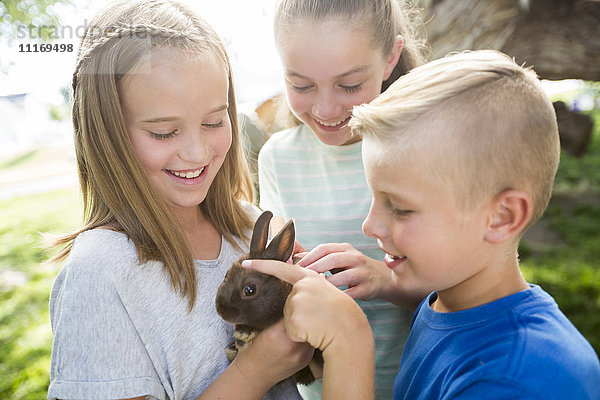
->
xmin=258 ymin=124 xmax=411 ymax=400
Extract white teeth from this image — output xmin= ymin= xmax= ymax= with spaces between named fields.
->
xmin=317 ymin=117 xmax=348 ymax=127
xmin=388 ymin=253 xmax=405 ymax=260
xmin=172 ymin=167 xmax=204 ymax=178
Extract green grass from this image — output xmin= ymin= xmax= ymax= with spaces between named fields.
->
xmin=0 ymin=150 xmax=40 ymax=170
xmin=0 ymin=108 xmax=599 ymax=398
xmin=0 ymin=188 xmax=81 ymax=399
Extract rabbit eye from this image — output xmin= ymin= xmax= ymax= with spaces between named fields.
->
xmin=242 ymin=284 xmax=257 ymax=298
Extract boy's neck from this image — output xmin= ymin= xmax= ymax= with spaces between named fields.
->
xmin=431 ymin=256 xmax=530 ymax=313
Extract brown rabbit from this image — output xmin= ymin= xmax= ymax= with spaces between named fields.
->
xmin=215 ymin=210 xmax=322 ymax=385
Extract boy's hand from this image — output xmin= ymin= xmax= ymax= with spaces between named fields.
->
xmin=295 ymin=243 xmax=427 ymax=310
xmin=241 ymin=259 xmax=371 ymax=359
xmin=294 ymin=243 xmax=391 ymax=300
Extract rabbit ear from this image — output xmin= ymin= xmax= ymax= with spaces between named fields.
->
xmin=262 ymin=219 xmax=295 ymax=262
xmin=249 ymin=210 xmax=273 ymax=258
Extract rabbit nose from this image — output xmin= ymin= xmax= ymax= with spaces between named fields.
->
xmin=216 ymin=297 xmax=239 ymax=320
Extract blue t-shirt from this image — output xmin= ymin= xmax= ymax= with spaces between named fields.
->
xmin=394 ymin=285 xmax=600 ymax=399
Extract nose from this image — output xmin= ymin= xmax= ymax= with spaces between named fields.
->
xmin=179 ymin=130 xmax=209 ymax=163
xmin=362 ymin=200 xmax=387 ymax=241
xmin=215 ymin=295 xmax=239 ymax=321
xmin=312 ymin=90 xmax=342 ymax=120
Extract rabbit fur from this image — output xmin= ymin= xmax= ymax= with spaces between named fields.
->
xmin=215 ymin=210 xmax=322 ymax=385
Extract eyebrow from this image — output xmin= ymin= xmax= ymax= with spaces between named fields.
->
xmin=141 ymin=104 xmax=228 ymax=123
xmin=379 ymin=189 xmax=413 ymax=204
xmin=286 ymin=65 xmax=369 ymax=80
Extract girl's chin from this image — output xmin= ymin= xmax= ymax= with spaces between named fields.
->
xmin=162 ymin=187 xmax=211 ymax=211
xmin=167 ymin=199 xmax=206 ymax=211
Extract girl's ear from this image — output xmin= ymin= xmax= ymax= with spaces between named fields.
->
xmin=383 ymin=35 xmax=404 ymax=81
xmin=484 ymin=190 xmax=533 ymax=244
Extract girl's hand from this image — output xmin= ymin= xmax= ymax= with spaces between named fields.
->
xmin=201 ymin=319 xmax=313 ymax=399
xmin=241 ymin=259 xmax=370 ymax=359
xmin=235 ymin=319 xmax=314 ymax=387
xmin=242 ymin=259 xmax=375 ymax=399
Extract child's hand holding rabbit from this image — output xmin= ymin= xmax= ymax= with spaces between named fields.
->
xmin=215 ymin=210 xmax=323 ymax=385
xmin=241 ymin=257 xmax=375 ymax=399
xmin=231 ymin=319 xmax=315 ymax=387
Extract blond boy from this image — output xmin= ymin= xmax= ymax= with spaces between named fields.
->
xmin=243 ymin=50 xmax=600 ymax=399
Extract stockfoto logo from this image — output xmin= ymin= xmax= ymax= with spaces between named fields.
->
xmin=15 ymin=20 xmax=157 ymax=40
xmin=16 ymin=20 xmax=89 ymax=40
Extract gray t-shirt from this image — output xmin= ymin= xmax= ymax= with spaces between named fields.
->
xmin=48 ymin=227 xmax=301 ymax=399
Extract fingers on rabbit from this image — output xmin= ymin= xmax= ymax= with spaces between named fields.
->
xmin=215 ymin=210 xmax=296 ymax=329
xmin=241 ymin=258 xmax=317 ymax=285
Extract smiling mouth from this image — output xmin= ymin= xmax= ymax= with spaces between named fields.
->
xmin=380 ymin=245 xmax=407 ymax=263
xmin=314 ymin=115 xmax=351 ymax=129
xmin=167 ymin=166 xmax=205 ymax=179
xmin=385 ymin=253 xmax=407 ymax=262
xmin=384 ymin=252 xmax=407 ymax=269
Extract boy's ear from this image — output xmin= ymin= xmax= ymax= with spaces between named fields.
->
xmin=383 ymin=35 xmax=404 ymax=81
xmin=484 ymin=190 xmax=533 ymax=244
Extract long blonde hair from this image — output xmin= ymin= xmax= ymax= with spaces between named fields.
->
xmin=51 ymin=0 xmax=254 ymax=310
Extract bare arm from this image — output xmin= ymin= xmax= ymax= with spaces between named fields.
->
xmin=197 ymin=320 xmax=313 ymax=399
xmin=121 ymin=320 xmax=313 ymax=400
xmin=195 ymin=355 xmax=272 ymax=399
xmin=242 ymin=259 xmax=375 ymax=400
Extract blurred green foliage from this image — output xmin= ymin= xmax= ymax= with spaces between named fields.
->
xmin=0 ymin=0 xmax=73 ymax=42
xmin=520 ymin=107 xmax=600 ymax=353
xmin=0 ymin=188 xmax=80 ymax=399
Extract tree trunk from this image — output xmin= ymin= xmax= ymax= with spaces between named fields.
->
xmin=421 ymin=0 xmax=600 ymax=81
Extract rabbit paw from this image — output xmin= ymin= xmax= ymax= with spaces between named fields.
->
xmin=234 ymin=328 xmax=257 ymax=343
xmin=226 ymin=342 xmax=238 ymax=361
xmin=233 ymin=324 xmax=258 ymax=352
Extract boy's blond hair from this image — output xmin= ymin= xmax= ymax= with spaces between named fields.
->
xmin=351 ymin=50 xmax=560 ymax=229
